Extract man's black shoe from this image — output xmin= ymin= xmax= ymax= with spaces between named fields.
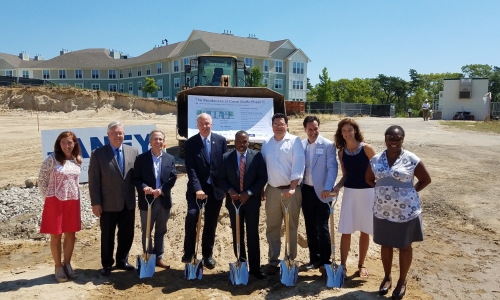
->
xmin=100 ymin=266 xmax=112 ymax=276
xmin=266 ymin=264 xmax=279 ymax=275
xmin=203 ymin=256 xmax=216 ymax=269
xmin=115 ymin=261 xmax=135 ymax=271
xmin=303 ymin=261 xmax=321 ymax=270
xmin=249 ymin=270 xmax=267 ymax=280
xmin=181 ymin=254 xmax=193 ymax=263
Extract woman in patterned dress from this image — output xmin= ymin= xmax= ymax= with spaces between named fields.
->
xmin=38 ymin=131 xmax=82 ymax=282
xmin=333 ymin=118 xmax=376 ymax=278
xmin=366 ymin=125 xmax=431 ymax=299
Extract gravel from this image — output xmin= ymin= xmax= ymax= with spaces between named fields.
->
xmin=0 ymin=184 xmax=98 ymax=239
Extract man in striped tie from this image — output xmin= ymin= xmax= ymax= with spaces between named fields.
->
xmin=217 ymin=130 xmax=268 ymax=279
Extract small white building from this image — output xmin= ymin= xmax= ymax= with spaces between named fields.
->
xmin=440 ymin=78 xmax=489 ymax=120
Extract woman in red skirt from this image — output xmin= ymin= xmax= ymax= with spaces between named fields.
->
xmin=38 ymin=131 xmax=82 ymax=282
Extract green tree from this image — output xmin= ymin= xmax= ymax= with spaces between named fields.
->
xmin=461 ymin=64 xmax=492 ymax=78
xmin=316 ymin=67 xmax=334 ymax=102
xmin=142 ymin=77 xmax=159 ymax=96
xmin=245 ymin=66 xmax=266 ymax=87
xmin=306 ymin=77 xmax=317 ymax=101
xmin=489 ymin=66 xmax=500 ymax=102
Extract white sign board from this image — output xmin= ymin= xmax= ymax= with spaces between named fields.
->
xmin=187 ymin=95 xmax=274 ymax=142
xmin=41 ymin=124 xmax=156 ymax=183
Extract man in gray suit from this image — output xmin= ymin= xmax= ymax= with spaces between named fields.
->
xmin=89 ymin=121 xmax=139 ymax=276
xmin=301 ymin=116 xmax=338 ymax=271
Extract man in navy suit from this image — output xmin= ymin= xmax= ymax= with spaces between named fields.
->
xmin=182 ymin=113 xmax=227 ymax=269
xmin=301 ymin=116 xmax=338 ymax=271
xmin=217 ymin=130 xmax=268 ymax=279
xmin=133 ymin=130 xmax=177 ymax=269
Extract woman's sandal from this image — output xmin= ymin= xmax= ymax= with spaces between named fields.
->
xmin=63 ymin=263 xmax=78 ymax=279
xmin=55 ymin=266 xmax=68 ymax=283
xmin=358 ymin=264 xmax=369 ymax=278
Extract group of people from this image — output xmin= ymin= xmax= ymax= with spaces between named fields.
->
xmin=38 ymin=113 xmax=431 ymax=299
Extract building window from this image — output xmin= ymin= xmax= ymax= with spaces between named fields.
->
xmin=263 ymin=60 xmax=269 ymax=72
xmin=157 ymin=79 xmax=163 ymax=91
xmin=146 ymin=65 xmax=151 ymax=75
xmin=43 ymin=70 xmax=50 ymax=79
xmin=58 ymin=70 xmax=66 ymax=79
xmin=128 ymin=68 xmax=132 ymax=77
xmin=244 ymin=58 xmax=253 ymax=68
xmin=183 ymin=58 xmax=190 ymax=69
xmin=22 ymin=70 xmax=29 ymax=78
xmin=275 ymin=61 xmax=283 ymax=73
xmin=108 ymin=70 xmax=116 ymax=79
xmin=157 ymin=63 xmax=162 ymax=74
xmin=92 ymin=84 xmax=100 ymax=90
xmin=119 ymin=83 xmax=124 ymax=93
xmin=293 ymin=62 xmax=304 ymax=74
xmin=274 ymin=79 xmax=283 ymax=89
xmin=292 ymin=80 xmax=304 ymax=89
xmin=91 ymin=70 xmax=99 ymax=79
xmin=6 ymin=70 xmax=13 ymax=77
xmin=109 ymin=84 xmax=117 ymax=92
xmin=174 ymin=78 xmax=180 ymax=88
xmin=75 ymin=83 xmax=83 ymax=88
xmin=300 ymin=81 xmax=304 ymax=89
xmin=137 ymin=67 xmax=142 ymax=77
xmin=138 ymin=82 xmax=142 ymax=91
xmin=174 ymin=60 xmax=179 ymax=72
xmin=128 ymin=82 xmax=133 ymax=91
xmin=119 ymin=69 xmax=123 ymax=78
xmin=263 ymin=77 xmax=268 ymax=85
xmin=75 ymin=70 xmax=83 ymax=79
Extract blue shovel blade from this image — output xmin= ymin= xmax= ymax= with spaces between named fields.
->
xmin=136 ymin=254 xmax=156 ymax=279
xmin=229 ymin=262 xmax=249 ymax=286
xmin=323 ymin=263 xmax=344 ymax=288
xmin=280 ymin=259 xmax=299 ymax=286
xmin=184 ymin=260 xmax=203 ymax=280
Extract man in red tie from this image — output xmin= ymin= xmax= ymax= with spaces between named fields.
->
xmin=217 ymin=130 xmax=268 ymax=279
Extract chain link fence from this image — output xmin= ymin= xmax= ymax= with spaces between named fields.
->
xmin=491 ymin=102 xmax=500 ymax=119
xmin=305 ymin=101 xmax=394 ymax=117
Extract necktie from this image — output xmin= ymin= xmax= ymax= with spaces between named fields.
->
xmin=204 ymin=138 xmax=211 ymax=163
xmin=116 ymin=148 xmax=124 ymax=175
xmin=239 ymin=154 xmax=245 ymax=192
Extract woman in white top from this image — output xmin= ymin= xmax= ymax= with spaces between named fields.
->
xmin=39 ymin=131 xmax=82 ymax=283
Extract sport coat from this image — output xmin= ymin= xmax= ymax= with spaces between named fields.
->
xmin=133 ymin=150 xmax=177 ymax=211
xmin=217 ymin=148 xmax=268 ymax=207
xmin=185 ymin=132 xmax=227 ymax=201
xmin=301 ymin=135 xmax=338 ymax=203
xmin=88 ymin=144 xmax=138 ymax=211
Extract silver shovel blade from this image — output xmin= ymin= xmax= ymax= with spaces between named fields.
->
xmin=229 ymin=261 xmax=249 ymax=286
xmin=323 ymin=263 xmax=344 ymax=288
xmin=136 ymin=253 xmax=156 ymax=279
xmin=184 ymin=260 xmax=203 ymax=280
xmin=279 ymin=259 xmax=299 ymax=286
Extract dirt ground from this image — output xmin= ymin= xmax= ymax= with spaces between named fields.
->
xmin=0 ymin=108 xmax=499 ymax=300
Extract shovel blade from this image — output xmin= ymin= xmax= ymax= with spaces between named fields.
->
xmin=323 ymin=263 xmax=344 ymax=288
xmin=135 ymin=253 xmax=156 ymax=279
xmin=279 ymin=259 xmax=299 ymax=286
xmin=229 ymin=261 xmax=249 ymax=286
xmin=184 ymin=260 xmax=203 ymax=280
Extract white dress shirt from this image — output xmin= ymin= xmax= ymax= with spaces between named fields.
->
xmin=261 ymin=132 xmax=305 ymax=187
xmin=303 ymin=139 xmax=317 ymax=186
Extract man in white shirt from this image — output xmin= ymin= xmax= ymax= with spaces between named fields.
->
xmin=300 ymin=116 xmax=338 ymax=271
xmin=407 ymin=107 xmax=412 ymax=118
xmin=422 ymin=99 xmax=430 ymax=121
xmin=261 ymin=113 xmax=305 ymax=275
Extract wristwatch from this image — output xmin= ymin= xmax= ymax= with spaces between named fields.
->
xmin=247 ymin=190 xmax=253 ymax=196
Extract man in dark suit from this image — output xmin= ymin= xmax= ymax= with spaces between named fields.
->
xmin=133 ymin=130 xmax=177 ymax=269
xmin=217 ymin=130 xmax=268 ymax=279
xmin=89 ymin=121 xmax=139 ymax=276
xmin=182 ymin=113 xmax=227 ymax=269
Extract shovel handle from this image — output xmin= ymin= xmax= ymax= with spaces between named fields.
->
xmin=144 ymin=195 xmax=156 ymax=259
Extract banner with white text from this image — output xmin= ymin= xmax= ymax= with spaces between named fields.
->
xmin=41 ymin=124 xmax=156 ymax=182
xmin=187 ymin=95 xmax=274 ymax=142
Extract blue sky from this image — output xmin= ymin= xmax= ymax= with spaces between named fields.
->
xmin=2 ymin=0 xmax=499 ymax=85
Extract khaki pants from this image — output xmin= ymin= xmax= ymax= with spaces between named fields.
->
xmin=423 ymin=109 xmax=429 ymax=120
xmin=265 ymin=185 xmax=302 ymax=266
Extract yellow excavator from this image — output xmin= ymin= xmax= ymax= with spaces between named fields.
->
xmin=176 ymin=55 xmax=285 ymax=158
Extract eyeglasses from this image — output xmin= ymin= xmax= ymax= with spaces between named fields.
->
xmin=272 ymin=123 xmax=287 ymax=128
xmin=385 ymin=135 xmax=404 ymax=142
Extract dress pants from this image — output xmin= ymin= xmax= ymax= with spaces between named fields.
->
xmin=265 ymin=185 xmax=302 ymax=266
xmin=140 ymin=199 xmax=171 ymax=260
xmin=301 ymin=184 xmax=332 ymax=265
xmin=99 ymin=206 xmax=135 ymax=268
xmin=184 ymin=184 xmax=223 ymax=258
xmin=226 ymin=199 xmax=261 ymax=272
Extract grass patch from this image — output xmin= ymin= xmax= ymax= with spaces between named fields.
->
xmin=440 ymin=120 xmax=500 ymax=134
